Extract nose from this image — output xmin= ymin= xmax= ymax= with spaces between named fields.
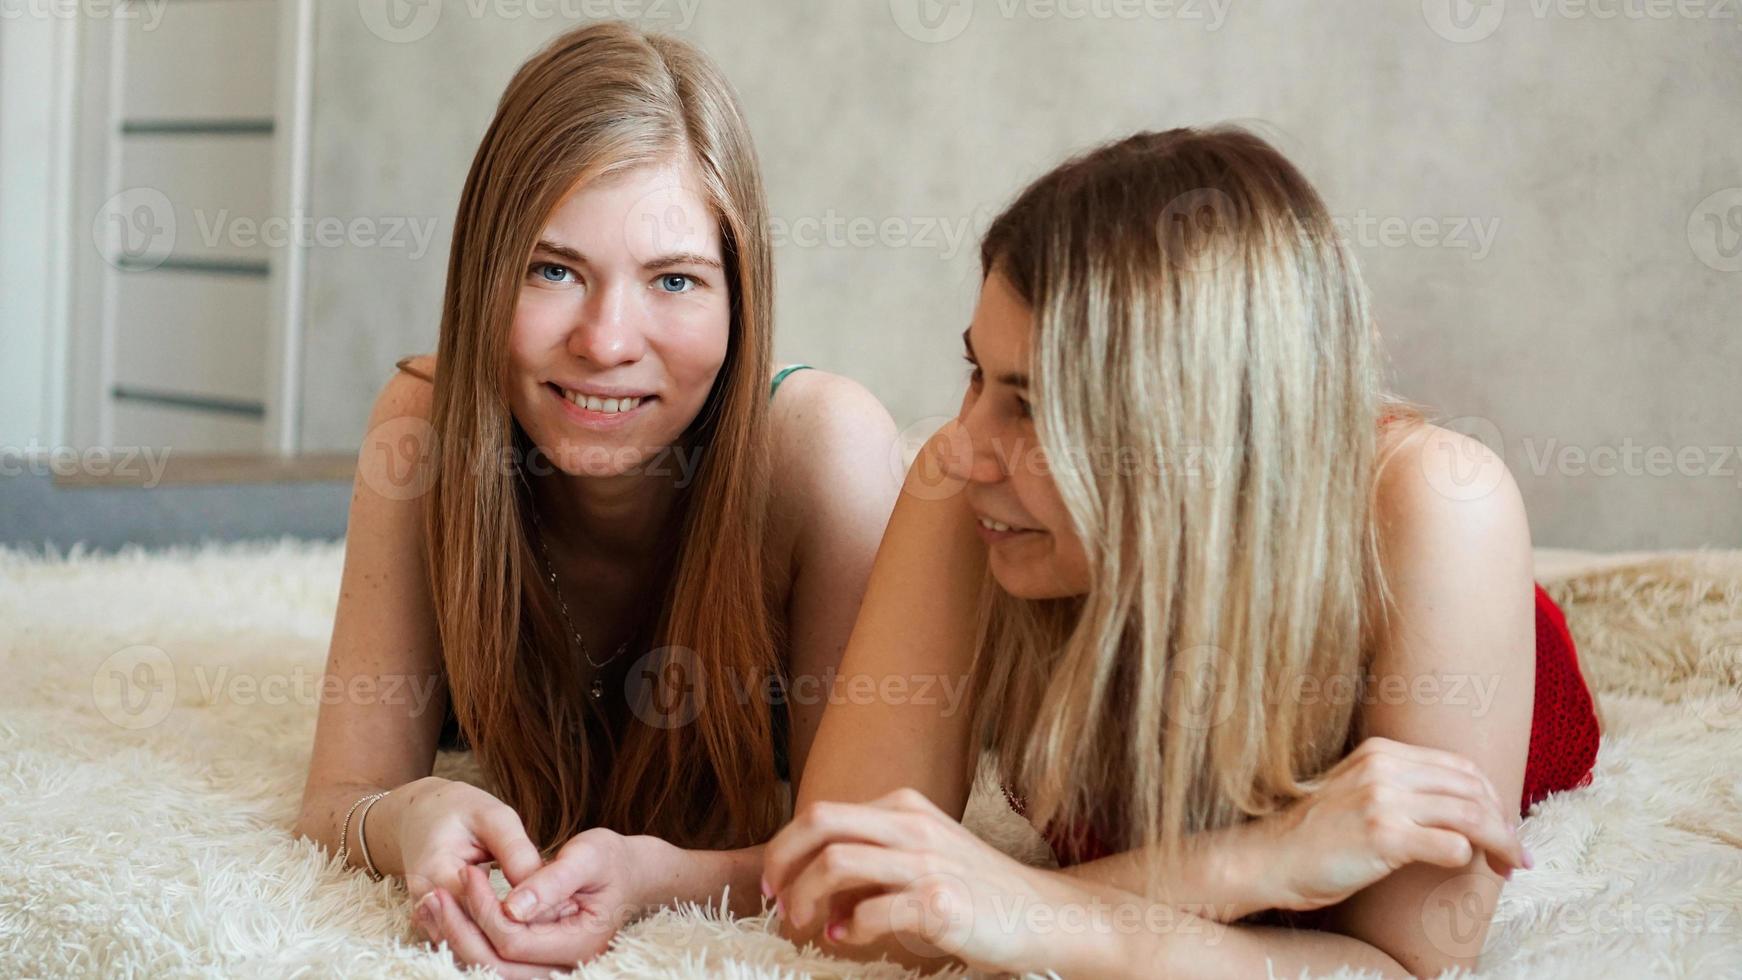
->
xmin=566 ymin=280 xmax=649 ymax=368
xmin=940 ymin=394 xmax=1008 ymax=487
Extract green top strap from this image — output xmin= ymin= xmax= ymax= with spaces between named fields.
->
xmin=769 ymin=364 xmax=812 ymax=400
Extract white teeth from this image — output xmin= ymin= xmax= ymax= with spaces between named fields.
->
xmin=566 ymin=390 xmax=642 ymax=414
xmin=978 ymin=517 xmax=1017 ymax=533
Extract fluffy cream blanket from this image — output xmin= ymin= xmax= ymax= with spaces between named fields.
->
xmin=1 ymin=542 xmax=1738 ymax=978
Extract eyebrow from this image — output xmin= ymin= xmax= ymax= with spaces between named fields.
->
xmin=961 ymin=327 xmax=1029 ymax=388
xmin=532 ymin=239 xmax=724 ymax=272
xmin=642 ymin=251 xmax=723 ymax=272
xmin=533 ymin=239 xmax=587 ymax=267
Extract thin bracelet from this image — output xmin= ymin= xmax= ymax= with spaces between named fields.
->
xmin=356 ymin=790 xmax=392 ymax=882
xmin=335 ymin=792 xmax=372 ymax=870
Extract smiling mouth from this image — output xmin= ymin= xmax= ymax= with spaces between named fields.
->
xmin=976 ymin=516 xmax=1041 ymax=534
xmin=546 ymin=382 xmax=655 ymax=416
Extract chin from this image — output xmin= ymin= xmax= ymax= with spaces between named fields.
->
xmin=988 ymin=555 xmax=1079 ymax=601
xmin=511 ymin=416 xmax=638 ymax=476
xmin=540 ymin=437 xmax=658 ymax=478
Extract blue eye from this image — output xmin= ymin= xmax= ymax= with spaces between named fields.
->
xmin=656 ymin=273 xmax=695 ymax=293
xmin=531 ymin=262 xmax=575 ymax=284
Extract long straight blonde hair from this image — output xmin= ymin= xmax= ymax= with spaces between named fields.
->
xmin=424 ymin=22 xmax=783 ymax=852
xmin=968 ymin=128 xmax=1428 ymax=893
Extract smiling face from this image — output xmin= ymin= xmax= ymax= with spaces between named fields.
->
xmin=506 ymin=160 xmax=730 ymax=477
xmin=947 ymin=269 xmax=1093 ymax=599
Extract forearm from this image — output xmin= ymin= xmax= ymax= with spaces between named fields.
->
xmin=631 ymin=838 xmax=769 ymax=919
xmin=1059 ymin=818 xmax=1282 ymax=923
xmin=1054 ymin=910 xmax=1410 ymax=979
xmin=774 ymin=913 xmax=966 ymax=975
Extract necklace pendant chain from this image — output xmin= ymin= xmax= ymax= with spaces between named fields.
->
xmin=528 ymin=501 xmax=631 ymax=699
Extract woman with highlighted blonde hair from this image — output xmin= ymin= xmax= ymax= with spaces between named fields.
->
xmin=764 ymin=127 xmax=1601 ymax=977
xmin=293 ymin=22 xmax=901 ymax=977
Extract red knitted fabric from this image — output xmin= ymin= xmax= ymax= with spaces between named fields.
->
xmin=1522 ymin=582 xmax=1601 ymax=807
xmin=1003 ymin=584 xmax=1602 ymax=867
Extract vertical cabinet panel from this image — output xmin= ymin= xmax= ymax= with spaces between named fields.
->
xmin=84 ymin=0 xmax=286 ymax=453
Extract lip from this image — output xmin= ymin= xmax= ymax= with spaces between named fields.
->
xmin=973 ymin=513 xmax=1043 ymax=545
xmin=548 ymin=380 xmax=656 ymax=400
xmin=547 ymin=382 xmax=656 ymax=429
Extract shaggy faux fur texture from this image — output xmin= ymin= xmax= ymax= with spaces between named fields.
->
xmin=0 ymin=541 xmax=1737 ymax=978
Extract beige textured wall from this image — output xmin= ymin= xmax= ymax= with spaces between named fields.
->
xmin=301 ymin=0 xmax=1742 ymax=549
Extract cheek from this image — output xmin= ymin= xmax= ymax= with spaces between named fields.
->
xmin=1047 ymin=529 xmax=1093 ymax=593
xmin=650 ymin=301 xmax=731 ymax=395
xmin=1009 ymin=452 xmax=1094 ymax=593
xmin=509 ymin=290 xmax=574 ymax=362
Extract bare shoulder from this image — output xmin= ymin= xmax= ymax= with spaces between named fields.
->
xmin=1366 ymin=417 xmax=1535 ymax=677
xmin=1372 ymin=419 xmax=1530 ymax=550
xmin=370 ymin=355 xmax=436 ymax=428
xmin=349 ymin=356 xmax=440 ymax=515
xmin=399 ymin=352 xmax=437 ymax=377
xmin=767 ymin=367 xmax=901 ymax=501
xmin=763 ymin=367 xmax=902 ymax=585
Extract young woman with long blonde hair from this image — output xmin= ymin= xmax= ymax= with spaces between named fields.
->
xmin=293 ymin=22 xmax=900 ymax=978
xmin=763 ymin=128 xmax=1601 ymax=977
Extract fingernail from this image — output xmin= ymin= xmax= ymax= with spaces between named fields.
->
xmin=759 ymin=876 xmax=771 ymax=898
xmin=826 ymin=920 xmax=844 ymax=943
xmin=505 ymin=890 xmax=536 ymax=921
xmin=775 ymin=897 xmax=784 ymax=919
xmin=416 ymin=893 xmax=438 ymax=921
xmin=1523 ymin=847 xmax=1535 ymax=870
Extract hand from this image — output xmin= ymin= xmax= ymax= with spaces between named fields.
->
xmin=393 ymin=777 xmax=548 ymax=910
xmin=1258 ymin=736 xmax=1532 ymax=913
xmin=762 ymin=788 xmax=1110 ymax=976
xmin=413 ymin=828 xmax=643 ymax=976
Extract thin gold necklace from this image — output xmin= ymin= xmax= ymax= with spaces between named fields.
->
xmin=527 ymin=502 xmax=629 ymax=700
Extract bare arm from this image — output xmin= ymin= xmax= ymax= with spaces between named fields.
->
xmin=292 ymin=361 xmax=447 ymax=876
xmin=1071 ymin=913 xmax=1414 ymax=979
xmin=789 ymin=424 xmax=987 ymax=816
xmin=1305 ymin=424 xmax=1536 ymax=974
xmin=768 ymin=369 xmax=905 ymax=799
xmin=1058 ymin=817 xmax=1282 ymax=922
xmin=768 ymin=426 xmax=986 ymax=963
